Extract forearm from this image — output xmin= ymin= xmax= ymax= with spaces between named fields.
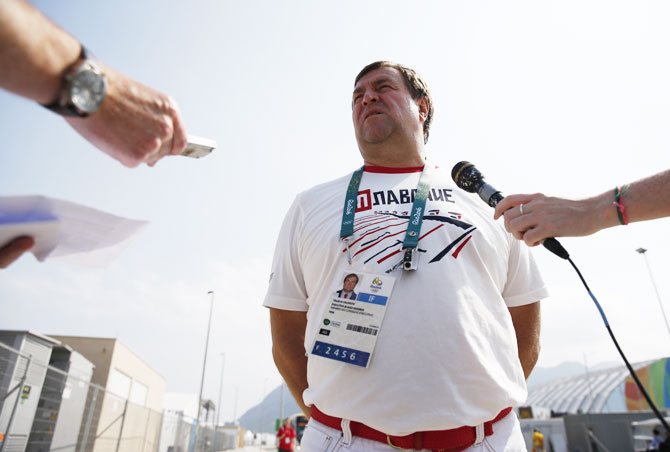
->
xmin=273 ymin=345 xmax=310 ymax=416
xmin=614 ymin=170 xmax=670 ymax=225
xmin=269 ymin=308 xmax=311 ymax=417
xmin=569 ymin=192 xmax=620 ymax=236
xmin=517 ymin=337 xmax=540 ymax=380
xmin=509 ymin=302 xmax=541 ymax=379
xmin=273 ymin=344 xmax=310 ymax=416
xmin=0 ymin=0 xmax=80 ymax=104
xmin=573 ymin=170 xmax=670 ymax=235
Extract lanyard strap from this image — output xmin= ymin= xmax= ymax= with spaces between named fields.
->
xmin=340 ymin=166 xmax=365 ymax=240
xmin=403 ymin=164 xmax=432 ymax=249
xmin=340 ymin=163 xmax=433 ymax=252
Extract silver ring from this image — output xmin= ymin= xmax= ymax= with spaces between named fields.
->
xmin=519 ymin=203 xmax=525 ymax=215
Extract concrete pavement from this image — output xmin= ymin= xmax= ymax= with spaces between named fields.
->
xmin=231 ymin=446 xmax=276 ymax=452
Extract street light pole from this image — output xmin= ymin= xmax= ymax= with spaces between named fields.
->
xmin=216 ymin=353 xmax=226 ymax=427
xmin=197 ymin=291 xmax=216 ymax=431
xmin=259 ymin=378 xmax=268 ymax=448
xmin=233 ymin=386 xmax=239 ymax=424
xmin=280 ymin=380 xmax=285 ymax=421
xmin=636 ymin=248 xmax=670 ymax=339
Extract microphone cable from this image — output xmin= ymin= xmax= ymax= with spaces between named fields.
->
xmin=567 ymin=256 xmax=670 ymax=433
xmin=452 ymin=161 xmax=670 ymax=433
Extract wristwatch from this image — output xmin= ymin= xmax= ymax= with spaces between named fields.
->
xmin=43 ymin=45 xmax=107 ymax=117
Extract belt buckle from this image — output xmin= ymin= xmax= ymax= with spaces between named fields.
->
xmin=386 ymin=435 xmax=409 ymax=450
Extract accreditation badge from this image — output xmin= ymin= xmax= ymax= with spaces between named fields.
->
xmin=310 ymin=271 xmax=396 ymax=368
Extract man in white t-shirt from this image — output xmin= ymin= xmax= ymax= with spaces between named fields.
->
xmin=264 ymin=61 xmax=548 ymax=452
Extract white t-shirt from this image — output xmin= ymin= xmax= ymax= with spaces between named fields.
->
xmin=263 ymin=164 xmax=548 ymax=435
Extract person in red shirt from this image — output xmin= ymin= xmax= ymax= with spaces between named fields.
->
xmin=277 ymin=418 xmax=296 ymax=452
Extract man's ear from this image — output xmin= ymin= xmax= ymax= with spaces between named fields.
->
xmin=417 ymin=97 xmax=429 ymax=123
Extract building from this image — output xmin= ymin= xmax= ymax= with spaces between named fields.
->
xmin=526 ymin=358 xmax=669 ymax=414
xmin=52 ymin=336 xmax=166 ymax=452
xmin=26 ymin=342 xmax=95 ymax=452
xmin=0 ymin=331 xmax=59 ymax=452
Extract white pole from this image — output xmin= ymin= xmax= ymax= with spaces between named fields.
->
xmin=280 ymin=380 xmax=285 ymax=421
xmin=216 ymin=353 xmax=226 ymax=426
xmin=197 ymin=292 xmax=215 ymax=436
xmin=636 ymin=248 xmax=670 ymax=339
xmin=233 ymin=386 xmax=239 ymax=424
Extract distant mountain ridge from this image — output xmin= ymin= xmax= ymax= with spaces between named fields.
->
xmin=238 ymin=383 xmax=301 ymax=433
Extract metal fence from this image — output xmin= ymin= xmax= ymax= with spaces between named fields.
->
xmin=0 ymin=341 xmax=242 ymax=452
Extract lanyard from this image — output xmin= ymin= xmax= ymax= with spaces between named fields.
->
xmin=340 ymin=163 xmax=433 ymax=270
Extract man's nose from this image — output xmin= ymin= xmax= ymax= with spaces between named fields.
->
xmin=362 ymin=91 xmax=378 ymax=105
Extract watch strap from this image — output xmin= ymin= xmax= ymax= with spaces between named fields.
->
xmin=43 ymin=45 xmax=102 ymax=117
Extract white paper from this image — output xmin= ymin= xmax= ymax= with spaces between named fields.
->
xmin=0 ymin=195 xmax=148 ymax=267
xmin=0 ymin=220 xmax=60 ymax=260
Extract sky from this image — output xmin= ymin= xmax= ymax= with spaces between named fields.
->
xmin=2 ymin=0 xmax=670 ymax=424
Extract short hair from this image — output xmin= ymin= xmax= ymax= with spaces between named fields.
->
xmin=354 ymin=61 xmax=434 ymax=144
xmin=343 ymin=273 xmax=359 ymax=284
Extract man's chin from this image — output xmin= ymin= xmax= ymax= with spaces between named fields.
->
xmin=357 ymin=129 xmax=393 ymax=145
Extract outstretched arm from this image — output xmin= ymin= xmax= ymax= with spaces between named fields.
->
xmin=493 ymin=170 xmax=670 ymax=246
xmin=0 ymin=0 xmax=187 ymax=167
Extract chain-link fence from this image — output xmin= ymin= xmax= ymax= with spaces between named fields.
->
xmin=0 ymin=341 xmax=240 ymax=452
xmin=159 ymin=412 xmax=242 ymax=452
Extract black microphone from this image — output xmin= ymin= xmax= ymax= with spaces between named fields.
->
xmin=451 ymin=161 xmax=569 ymax=260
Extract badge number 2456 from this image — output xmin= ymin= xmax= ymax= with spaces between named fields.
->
xmin=311 ymin=341 xmax=370 ymax=367
xmin=314 ymin=343 xmax=356 ymax=360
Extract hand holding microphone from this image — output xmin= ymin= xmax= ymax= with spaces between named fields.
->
xmin=451 ymin=161 xmax=569 ymax=260
xmin=461 ymin=163 xmax=670 ymax=243
xmin=457 ymin=156 xmax=670 ymax=246
xmin=493 ymin=194 xmax=606 ymax=247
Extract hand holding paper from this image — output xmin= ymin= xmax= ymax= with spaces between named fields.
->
xmin=0 ymin=195 xmax=148 ymax=268
xmin=0 ymin=236 xmax=35 ymax=268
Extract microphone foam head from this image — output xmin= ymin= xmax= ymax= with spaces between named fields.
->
xmin=451 ymin=161 xmax=484 ymax=193
xmin=451 ymin=161 xmax=471 ymax=182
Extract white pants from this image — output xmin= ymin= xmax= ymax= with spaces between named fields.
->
xmin=300 ymin=411 xmax=527 ymax=452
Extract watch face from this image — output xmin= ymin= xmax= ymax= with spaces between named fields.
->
xmin=71 ymin=67 xmax=107 ymax=114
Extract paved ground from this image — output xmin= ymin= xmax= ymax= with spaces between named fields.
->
xmin=231 ymin=446 xmax=276 ymax=452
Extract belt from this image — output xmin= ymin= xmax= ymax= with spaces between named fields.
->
xmin=311 ymin=406 xmax=512 ymax=451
